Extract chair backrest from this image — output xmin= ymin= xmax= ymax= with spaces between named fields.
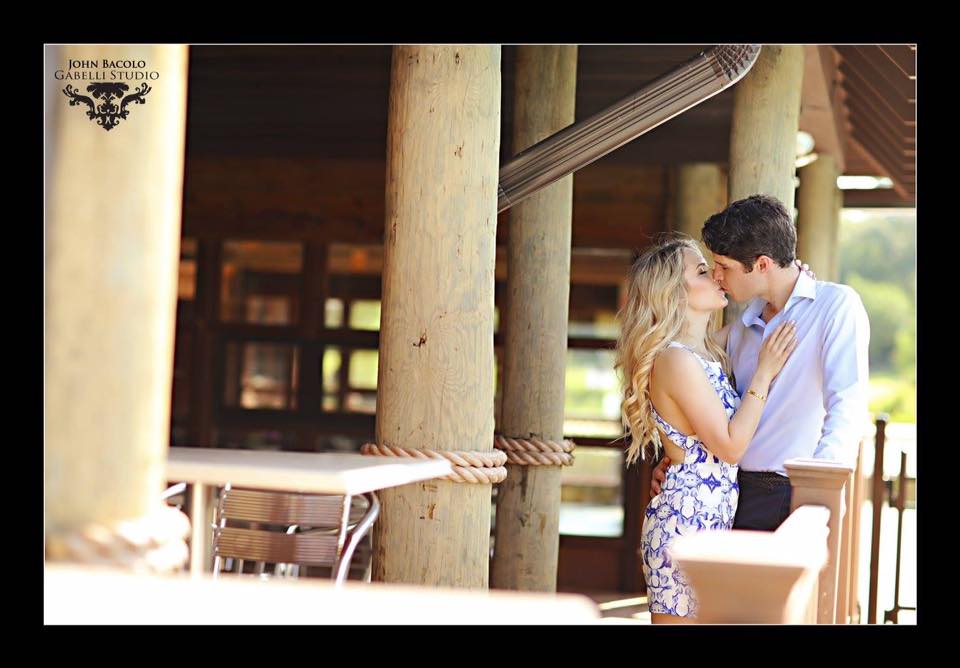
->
xmin=220 ymin=488 xmax=355 ymax=527
xmin=216 ymin=526 xmax=341 ymax=566
xmin=212 ymin=487 xmax=377 ymax=584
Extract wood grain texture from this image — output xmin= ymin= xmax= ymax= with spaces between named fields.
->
xmin=670 ymin=163 xmax=727 ymax=249
xmin=729 ymin=45 xmax=805 ymax=211
xmin=373 ymin=45 xmax=501 ymax=589
xmin=183 ymin=156 xmax=667 ymax=252
xmin=797 ymin=154 xmax=840 ymax=281
xmin=45 ymin=45 xmax=189 ymax=533
xmin=492 ymin=46 xmax=577 ymax=593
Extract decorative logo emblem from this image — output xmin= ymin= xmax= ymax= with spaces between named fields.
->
xmin=62 ymin=82 xmax=152 ymax=131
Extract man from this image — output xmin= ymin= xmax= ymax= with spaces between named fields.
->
xmin=649 ymin=194 xmax=871 ymax=531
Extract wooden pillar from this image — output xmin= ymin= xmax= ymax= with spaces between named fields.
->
xmin=726 ymin=45 xmax=804 ymax=324
xmin=797 ymin=154 xmax=840 ymax=281
xmin=490 ymin=45 xmax=577 ymax=593
xmin=728 ymin=45 xmax=805 ymax=209
xmin=670 ymin=163 xmax=727 ymax=333
xmin=45 ymin=46 xmax=190 ymax=546
xmin=785 ymin=458 xmax=855 ymax=624
xmin=831 ymin=186 xmax=844 ymax=282
xmin=670 ymin=163 xmax=727 ymax=250
xmin=373 ymin=45 xmax=501 ymax=588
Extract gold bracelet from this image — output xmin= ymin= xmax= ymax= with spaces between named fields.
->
xmin=747 ymin=389 xmax=766 ymax=402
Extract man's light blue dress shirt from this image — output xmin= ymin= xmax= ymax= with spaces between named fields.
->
xmin=726 ymin=271 xmax=871 ymax=475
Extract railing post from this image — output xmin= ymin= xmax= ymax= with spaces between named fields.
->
xmin=868 ymin=414 xmax=889 ymax=624
xmin=837 ymin=461 xmax=855 ymax=623
xmin=785 ymin=458 xmax=855 ymax=624
xmin=848 ymin=440 xmax=866 ymax=623
xmin=670 ymin=506 xmax=830 ymax=624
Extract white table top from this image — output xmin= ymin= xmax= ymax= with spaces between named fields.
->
xmin=44 ymin=564 xmax=601 ymax=625
xmin=167 ymin=447 xmax=452 ymax=496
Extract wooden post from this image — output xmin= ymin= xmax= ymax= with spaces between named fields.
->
xmin=372 ymin=45 xmax=501 ymax=588
xmin=491 ymin=45 xmax=577 ymax=593
xmin=831 ymin=185 xmax=844 ymax=282
xmin=868 ymin=415 xmax=888 ymax=623
xmin=785 ymin=458 xmax=855 ymax=624
xmin=796 ymin=153 xmax=840 ymax=282
xmin=728 ymin=45 xmax=805 ymax=209
xmin=669 ymin=505 xmax=830 ymax=623
xmin=45 ymin=45 xmax=190 ymax=549
xmin=670 ymin=163 xmax=727 ymax=333
xmin=849 ymin=439 xmax=866 ymax=622
xmin=670 ymin=163 xmax=727 ymax=250
xmin=836 ymin=458 xmax=855 ymax=623
xmin=725 ymin=45 xmax=804 ymax=323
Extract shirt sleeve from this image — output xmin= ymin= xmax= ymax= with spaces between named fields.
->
xmin=814 ymin=288 xmax=872 ymax=466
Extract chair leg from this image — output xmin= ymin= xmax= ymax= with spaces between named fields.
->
xmin=335 ymin=492 xmax=380 ymax=585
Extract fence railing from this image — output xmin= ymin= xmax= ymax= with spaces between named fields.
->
xmin=671 ymin=442 xmax=867 ymax=624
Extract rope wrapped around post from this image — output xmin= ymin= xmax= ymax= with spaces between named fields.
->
xmin=493 ymin=435 xmax=576 ymax=466
xmin=45 ymin=503 xmax=191 ymax=574
xmin=360 ymin=443 xmax=508 ymax=484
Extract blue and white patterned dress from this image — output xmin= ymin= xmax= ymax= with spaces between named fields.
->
xmin=640 ymin=341 xmax=741 ymax=618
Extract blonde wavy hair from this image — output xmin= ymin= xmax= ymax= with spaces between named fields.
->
xmin=614 ymin=235 xmax=730 ymax=467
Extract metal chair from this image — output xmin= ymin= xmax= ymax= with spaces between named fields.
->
xmin=160 ymin=482 xmax=188 ymax=510
xmin=210 ymin=484 xmax=379 ymax=585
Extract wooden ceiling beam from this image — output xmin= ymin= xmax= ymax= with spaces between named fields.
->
xmin=845 ymin=96 xmax=916 ymax=164
xmin=839 ymin=61 xmax=914 ymax=124
xmin=848 ymin=135 xmax=912 ymax=200
xmin=838 ymin=45 xmax=915 ymax=101
xmin=850 ymin=130 xmax=914 ymax=189
xmin=843 ymin=187 xmax=914 ymax=208
xmin=877 ymin=45 xmax=916 ymax=78
xmin=800 ymin=45 xmax=846 ymax=171
xmin=850 ymin=117 xmax=915 ymax=175
xmin=844 ymin=94 xmax=915 ymax=145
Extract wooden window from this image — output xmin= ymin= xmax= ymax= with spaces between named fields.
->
xmin=220 ymin=241 xmax=303 ymax=325
xmin=223 ymin=341 xmax=299 ymax=410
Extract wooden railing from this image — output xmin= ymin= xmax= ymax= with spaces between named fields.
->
xmin=671 ymin=444 xmax=866 ymax=624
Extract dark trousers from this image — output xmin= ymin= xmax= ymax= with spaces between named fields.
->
xmin=733 ymin=470 xmax=793 ymax=532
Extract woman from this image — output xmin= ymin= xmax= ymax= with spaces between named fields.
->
xmin=614 ymin=236 xmax=797 ymax=624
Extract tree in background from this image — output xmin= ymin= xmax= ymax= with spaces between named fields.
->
xmin=838 ymin=209 xmax=916 ymax=422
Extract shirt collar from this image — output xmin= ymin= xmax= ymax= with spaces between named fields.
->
xmin=740 ymin=270 xmax=818 ymax=327
xmin=789 ymin=270 xmax=818 ymax=304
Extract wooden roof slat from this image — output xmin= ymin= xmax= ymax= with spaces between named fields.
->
xmin=839 ymin=61 xmax=914 ymax=124
xmin=858 ymin=117 xmax=916 ymax=170
xmin=845 ymin=118 xmax=911 ymax=177
xmin=838 ymin=45 xmax=915 ymax=102
xmin=850 ymin=121 xmax=915 ymax=177
xmin=849 ymin=128 xmax=914 ymax=192
xmin=844 ymin=95 xmax=915 ymax=145
xmin=844 ymin=96 xmax=916 ymax=161
xmin=877 ymin=45 xmax=916 ymax=78
xmin=848 ymin=136 xmax=912 ymax=199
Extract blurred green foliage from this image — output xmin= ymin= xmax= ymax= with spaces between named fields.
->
xmin=838 ymin=210 xmax=916 ymax=422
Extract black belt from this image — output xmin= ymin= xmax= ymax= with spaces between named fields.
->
xmin=739 ymin=470 xmax=791 ymax=486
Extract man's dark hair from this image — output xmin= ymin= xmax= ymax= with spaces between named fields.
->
xmin=701 ymin=194 xmax=796 ymax=272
